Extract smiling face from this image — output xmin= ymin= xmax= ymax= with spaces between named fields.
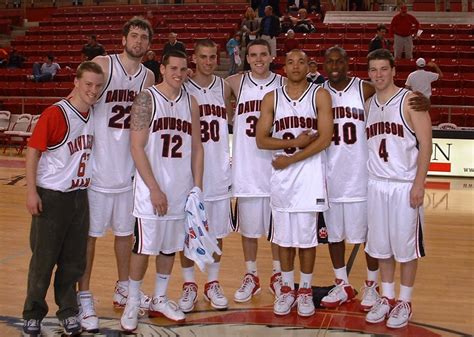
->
xmin=284 ymin=50 xmax=309 ymax=83
xmin=122 ymin=26 xmax=150 ymax=59
xmin=324 ymin=49 xmax=348 ymax=85
xmin=368 ymin=59 xmax=395 ymax=92
xmin=74 ymin=70 xmax=105 ymax=108
xmin=193 ymin=45 xmax=218 ymax=76
xmin=247 ymin=43 xmax=272 ymax=77
xmin=161 ymin=55 xmax=188 ymax=91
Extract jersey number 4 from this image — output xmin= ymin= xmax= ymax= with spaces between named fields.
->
xmin=108 ymin=105 xmax=131 ymax=129
xmin=379 ymin=138 xmax=389 ymax=162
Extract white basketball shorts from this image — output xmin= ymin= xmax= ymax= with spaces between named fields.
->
xmin=324 ymin=201 xmax=368 ymax=244
xmin=235 ymin=197 xmax=272 ymax=238
xmin=271 ymin=210 xmax=319 ymax=248
xmin=133 ymin=217 xmax=185 ymax=256
xmin=205 ymin=198 xmax=232 ymax=239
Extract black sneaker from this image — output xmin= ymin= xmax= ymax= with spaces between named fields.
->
xmin=23 ymin=318 xmax=41 ymax=336
xmin=60 ymin=316 xmax=82 ymax=336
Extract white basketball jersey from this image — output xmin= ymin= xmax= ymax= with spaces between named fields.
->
xmin=184 ymin=76 xmax=231 ymax=201
xmin=270 ymin=84 xmax=328 ymax=212
xmin=323 ymin=77 xmax=368 ymax=202
xmin=91 ymin=54 xmax=149 ymax=193
xmin=133 ymin=87 xmax=194 ymax=220
xmin=232 ymin=72 xmax=284 ymax=197
xmin=367 ymin=88 xmax=418 ymax=181
xmin=36 ymin=99 xmax=94 ymax=192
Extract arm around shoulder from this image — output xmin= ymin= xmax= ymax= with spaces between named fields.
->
xmin=190 ymin=95 xmax=204 ymax=190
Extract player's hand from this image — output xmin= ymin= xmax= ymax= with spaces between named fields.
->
xmin=150 ymin=188 xmax=168 ymax=216
xmin=409 ymin=183 xmax=425 ymax=208
xmin=293 ymin=130 xmax=318 ymax=148
xmin=408 ymin=91 xmax=430 ymax=112
xmin=272 ymin=154 xmax=293 ymax=170
xmin=26 ymin=190 xmax=42 ymax=215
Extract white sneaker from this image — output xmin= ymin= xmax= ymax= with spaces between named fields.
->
xmin=77 ymin=291 xmax=99 ymax=333
xmin=204 ymin=281 xmax=228 ymax=310
xmin=113 ymin=281 xmax=151 ymax=310
xmin=120 ymin=298 xmax=143 ymax=332
xmin=269 ymin=272 xmax=282 ymax=298
xmin=360 ymin=280 xmax=380 ymax=312
xmin=296 ymin=287 xmax=315 ymax=317
xmin=178 ymin=282 xmax=198 ymax=313
xmin=320 ymin=278 xmax=356 ymax=308
xmin=149 ymin=296 xmax=186 ymax=322
xmin=273 ymin=286 xmax=296 ymax=316
xmin=387 ymin=300 xmax=412 ymax=329
xmin=233 ymin=273 xmax=261 ymax=303
xmin=365 ymin=296 xmax=395 ymax=324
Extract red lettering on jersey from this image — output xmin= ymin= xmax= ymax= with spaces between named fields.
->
xmin=105 ymin=89 xmax=138 ymax=103
xmin=67 ymin=134 xmax=94 ymax=155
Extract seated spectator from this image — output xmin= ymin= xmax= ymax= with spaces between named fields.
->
xmin=307 ymin=60 xmax=325 ymax=84
xmin=283 ymin=29 xmax=300 ymax=54
xmin=6 ymin=49 xmax=25 ymax=68
xmin=143 ymin=50 xmax=161 ymax=84
xmin=27 ymin=54 xmax=66 ymax=82
xmin=81 ymin=35 xmax=106 ymax=61
xmin=291 ymin=8 xmax=315 ymax=33
xmin=368 ymin=24 xmax=391 ymax=53
xmin=226 ymin=32 xmax=241 ymax=75
xmin=241 ymin=7 xmax=259 ymax=47
xmin=162 ymin=32 xmax=186 ymax=60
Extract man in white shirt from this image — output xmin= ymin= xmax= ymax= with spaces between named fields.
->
xmin=405 ymin=58 xmax=443 ymax=98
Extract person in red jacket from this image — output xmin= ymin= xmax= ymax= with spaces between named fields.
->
xmin=389 ymin=5 xmax=420 ymax=59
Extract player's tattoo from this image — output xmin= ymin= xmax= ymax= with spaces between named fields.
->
xmin=130 ymin=91 xmax=152 ymax=131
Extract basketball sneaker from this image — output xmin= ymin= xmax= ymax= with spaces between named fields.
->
xmin=386 ymin=300 xmax=412 ymax=329
xmin=23 ymin=318 xmax=41 ymax=336
xmin=296 ymin=287 xmax=315 ymax=317
xmin=149 ymin=296 xmax=186 ymax=322
xmin=60 ymin=316 xmax=82 ymax=336
xmin=113 ymin=281 xmax=152 ymax=310
xmin=77 ymin=291 xmax=99 ymax=332
xmin=360 ymin=280 xmax=380 ymax=312
xmin=273 ymin=286 xmax=296 ymax=316
xmin=320 ymin=278 xmax=356 ymax=308
xmin=233 ymin=273 xmax=261 ymax=303
xmin=365 ymin=296 xmax=395 ymax=324
xmin=204 ymin=281 xmax=228 ymax=310
xmin=178 ymin=282 xmax=198 ymax=313
xmin=269 ymin=272 xmax=282 ymax=297
xmin=120 ymin=297 xmax=143 ymax=332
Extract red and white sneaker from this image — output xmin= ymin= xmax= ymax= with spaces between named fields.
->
xmin=273 ymin=286 xmax=296 ymax=316
xmin=360 ymin=280 xmax=380 ymax=312
xmin=386 ymin=300 xmax=412 ymax=329
xmin=113 ymin=281 xmax=151 ymax=310
xmin=365 ymin=296 xmax=396 ymax=324
xmin=233 ymin=273 xmax=261 ymax=303
xmin=320 ymin=279 xmax=356 ymax=308
xmin=149 ymin=296 xmax=185 ymax=322
xmin=177 ymin=282 xmax=198 ymax=313
xmin=204 ymin=281 xmax=228 ymax=310
xmin=296 ymin=287 xmax=315 ymax=317
xmin=269 ymin=272 xmax=282 ymax=297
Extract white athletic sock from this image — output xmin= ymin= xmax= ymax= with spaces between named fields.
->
xmin=399 ymin=285 xmax=414 ymax=302
xmin=117 ymin=280 xmax=129 ymax=289
xmin=381 ymin=282 xmax=396 ymax=300
xmin=299 ymin=272 xmax=313 ymax=289
xmin=245 ymin=261 xmax=258 ymax=276
xmin=154 ymin=273 xmax=170 ymax=298
xmin=128 ymin=278 xmax=142 ymax=301
xmin=207 ymin=262 xmax=220 ymax=282
xmin=272 ymin=260 xmax=281 ymax=274
xmin=181 ymin=266 xmax=196 ymax=283
xmin=281 ymin=270 xmax=295 ymax=290
xmin=366 ymin=268 xmax=379 ymax=283
xmin=334 ymin=266 xmax=349 ymax=283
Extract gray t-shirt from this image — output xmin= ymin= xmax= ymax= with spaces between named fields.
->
xmin=405 ymin=69 xmax=439 ymax=98
xmin=41 ymin=62 xmax=61 ymax=77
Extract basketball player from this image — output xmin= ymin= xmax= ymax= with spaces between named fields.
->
xmin=76 ymin=17 xmax=155 ymax=333
xmin=226 ymin=39 xmax=285 ymax=302
xmin=256 ymin=49 xmax=333 ymax=317
xmin=319 ymin=46 xmax=431 ymax=311
xmin=23 ymin=61 xmax=104 ymax=337
xmin=365 ymin=49 xmax=431 ymax=329
xmin=178 ymin=39 xmax=233 ymax=312
xmin=120 ymin=50 xmax=204 ymax=332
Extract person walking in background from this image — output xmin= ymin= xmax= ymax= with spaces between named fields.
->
xmin=259 ymin=6 xmax=280 ymax=58
xmin=226 ymin=32 xmax=241 ymax=75
xmin=405 ymin=58 xmax=443 ymax=98
xmin=390 ymin=5 xmax=420 ymax=59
